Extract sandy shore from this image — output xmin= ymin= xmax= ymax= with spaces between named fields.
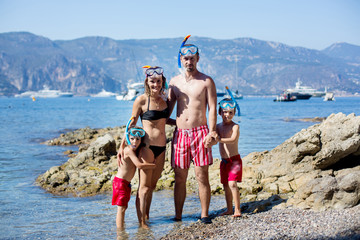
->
xmin=160 ymin=204 xmax=360 ymax=240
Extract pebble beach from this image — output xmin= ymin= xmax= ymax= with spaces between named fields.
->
xmin=160 ymin=205 xmax=360 ymax=240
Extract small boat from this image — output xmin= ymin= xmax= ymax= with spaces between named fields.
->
xmin=323 ymin=92 xmax=335 ymax=101
xmin=116 ymin=82 xmax=144 ymax=101
xmin=273 ymin=93 xmax=297 ymax=102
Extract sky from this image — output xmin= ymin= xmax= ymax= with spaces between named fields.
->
xmin=0 ymin=0 xmax=359 ymax=50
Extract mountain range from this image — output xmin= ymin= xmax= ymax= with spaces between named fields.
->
xmin=1 ymin=31 xmax=360 ymax=96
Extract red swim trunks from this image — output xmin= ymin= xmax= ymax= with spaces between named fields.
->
xmin=112 ymin=177 xmax=131 ymax=207
xmin=172 ymin=125 xmax=213 ymax=169
xmin=220 ymin=154 xmax=242 ymax=184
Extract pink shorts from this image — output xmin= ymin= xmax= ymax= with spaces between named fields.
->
xmin=171 ymin=125 xmax=213 ymax=169
xmin=220 ymin=154 xmax=243 ymax=184
xmin=112 ymin=177 xmax=131 ymax=207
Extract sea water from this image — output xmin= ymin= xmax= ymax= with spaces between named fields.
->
xmin=0 ymin=96 xmax=359 ymax=239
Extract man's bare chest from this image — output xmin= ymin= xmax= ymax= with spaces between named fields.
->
xmin=175 ymin=81 xmax=206 ymax=98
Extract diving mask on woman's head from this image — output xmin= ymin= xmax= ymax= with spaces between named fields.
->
xmin=179 ymin=45 xmax=198 ymax=56
xmin=219 ymin=99 xmax=237 ymax=109
xmin=142 ymin=66 xmax=164 ymax=76
xmin=128 ymin=128 xmax=146 ymax=138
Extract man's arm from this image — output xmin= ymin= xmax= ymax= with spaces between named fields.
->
xmin=207 ymin=77 xmax=217 ymax=132
xmin=167 ymin=78 xmax=177 ymax=123
xmin=203 ymin=77 xmax=217 ymax=148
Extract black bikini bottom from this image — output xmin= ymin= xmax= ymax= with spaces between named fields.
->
xmin=149 ymin=145 xmax=166 ymax=158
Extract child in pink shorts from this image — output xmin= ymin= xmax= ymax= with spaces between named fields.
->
xmin=215 ymin=98 xmax=242 ymax=217
xmin=112 ymin=127 xmax=155 ymax=231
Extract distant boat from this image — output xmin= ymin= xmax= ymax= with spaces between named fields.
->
xmin=116 ymin=82 xmax=144 ymax=101
xmin=15 ymin=86 xmax=73 ymax=98
xmin=91 ymin=89 xmax=117 ymax=98
xmin=287 ymin=91 xmax=312 ymax=100
xmin=216 ymin=89 xmax=226 ymax=97
xmin=273 ymin=92 xmax=297 ymax=102
xmin=224 ymin=90 xmax=243 ymax=100
xmin=323 ymin=92 xmax=335 ymax=101
xmin=286 ymin=79 xmax=326 ymax=98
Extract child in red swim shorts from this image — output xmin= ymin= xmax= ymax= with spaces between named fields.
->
xmin=215 ymin=98 xmax=242 ymax=217
xmin=112 ymin=127 xmax=155 ymax=231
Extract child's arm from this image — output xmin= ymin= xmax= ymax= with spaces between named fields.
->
xmin=218 ymin=124 xmax=240 ymax=144
xmin=125 ymin=147 xmax=156 ymax=170
xmin=118 ymin=97 xmax=142 ymax=165
xmin=117 ymin=137 xmax=126 ymax=166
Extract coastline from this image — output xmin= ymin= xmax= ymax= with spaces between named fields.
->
xmin=160 ymin=205 xmax=360 ymax=239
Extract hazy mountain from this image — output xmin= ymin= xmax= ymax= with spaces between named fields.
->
xmin=322 ymin=42 xmax=360 ymax=63
xmin=0 ymin=32 xmax=121 ymax=96
xmin=1 ymin=32 xmax=359 ymax=96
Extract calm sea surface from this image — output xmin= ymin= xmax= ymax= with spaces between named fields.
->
xmin=0 ymin=96 xmax=359 ymax=239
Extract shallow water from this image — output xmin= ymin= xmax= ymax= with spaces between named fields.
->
xmin=0 ymin=96 xmax=359 ymax=239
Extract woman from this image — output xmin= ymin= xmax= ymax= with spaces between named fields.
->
xmin=118 ymin=66 xmax=169 ymax=229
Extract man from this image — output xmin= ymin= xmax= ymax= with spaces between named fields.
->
xmin=168 ymin=43 xmax=217 ymax=224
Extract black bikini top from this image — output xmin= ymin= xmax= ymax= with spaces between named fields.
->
xmin=140 ymin=96 xmax=169 ymax=121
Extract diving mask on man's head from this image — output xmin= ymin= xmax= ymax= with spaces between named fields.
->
xmin=179 ymin=45 xmax=198 ymax=56
xmin=128 ymin=128 xmax=146 ymax=138
xmin=219 ymin=99 xmax=237 ymax=110
xmin=142 ymin=66 xmax=164 ymax=77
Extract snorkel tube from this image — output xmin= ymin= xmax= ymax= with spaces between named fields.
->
xmin=125 ymin=116 xmax=135 ymax=145
xmin=225 ymin=86 xmax=241 ymax=116
xmin=178 ymin=35 xmax=191 ymax=74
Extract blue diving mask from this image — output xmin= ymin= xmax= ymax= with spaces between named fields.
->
xmin=219 ymin=99 xmax=236 ymax=109
xmin=144 ymin=67 xmax=163 ymax=76
xmin=179 ymin=45 xmax=198 ymax=56
xmin=128 ymin=128 xmax=146 ymax=138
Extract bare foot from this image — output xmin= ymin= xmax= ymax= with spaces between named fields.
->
xmin=233 ymin=211 xmax=242 ymax=218
xmin=220 ymin=210 xmax=233 ymax=216
xmin=140 ymin=222 xmax=150 ymax=229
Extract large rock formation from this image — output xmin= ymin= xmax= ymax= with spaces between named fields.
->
xmin=37 ymin=126 xmax=176 ymax=196
xmin=241 ymin=112 xmax=360 ymax=211
xmin=36 ymin=113 xmax=360 ymax=211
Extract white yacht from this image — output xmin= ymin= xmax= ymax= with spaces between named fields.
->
xmin=286 ymin=80 xmax=326 ymax=97
xmin=90 ymin=89 xmax=117 ymax=97
xmin=15 ymin=86 xmax=73 ymax=98
xmin=116 ymin=82 xmax=144 ymax=101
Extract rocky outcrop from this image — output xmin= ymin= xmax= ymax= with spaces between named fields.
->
xmin=36 ymin=112 xmax=360 ymax=211
xmin=241 ymin=112 xmax=360 ymax=211
xmin=36 ymin=125 xmax=176 ymax=196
